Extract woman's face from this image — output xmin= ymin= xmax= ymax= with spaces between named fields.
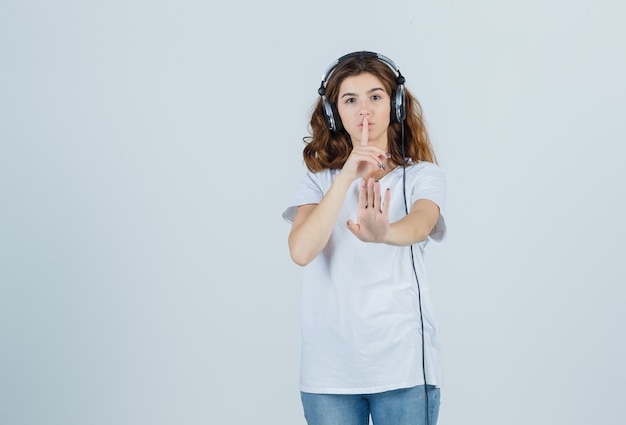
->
xmin=336 ymin=72 xmax=391 ymax=149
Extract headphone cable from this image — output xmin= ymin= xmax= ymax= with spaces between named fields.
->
xmin=401 ymin=122 xmax=430 ymax=425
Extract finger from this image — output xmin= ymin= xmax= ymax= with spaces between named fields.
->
xmin=346 ymin=219 xmax=360 ymax=235
xmin=351 ymin=145 xmax=389 ymax=162
xmin=373 ymin=181 xmax=382 ymax=211
xmin=383 ymin=187 xmax=391 ymax=215
xmin=358 ymin=178 xmax=367 ymax=209
xmin=367 ymin=177 xmax=376 ymax=208
xmin=361 ymin=116 xmax=368 ymax=146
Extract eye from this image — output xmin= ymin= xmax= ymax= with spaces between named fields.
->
xmin=344 ymin=97 xmax=356 ymax=104
xmin=371 ymin=94 xmax=382 ymax=101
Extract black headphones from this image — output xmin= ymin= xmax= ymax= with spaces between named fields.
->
xmin=317 ymin=51 xmax=407 ymax=132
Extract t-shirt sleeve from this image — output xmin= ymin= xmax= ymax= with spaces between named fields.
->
xmin=282 ymin=171 xmax=325 ymax=224
xmin=410 ymin=163 xmax=447 ymax=243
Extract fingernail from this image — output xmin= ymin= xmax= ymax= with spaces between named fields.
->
xmin=378 ymin=163 xmax=386 ymax=170
xmin=386 ymin=152 xmax=392 ymax=158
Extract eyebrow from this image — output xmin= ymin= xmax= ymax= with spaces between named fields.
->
xmin=341 ymin=87 xmax=385 ymax=98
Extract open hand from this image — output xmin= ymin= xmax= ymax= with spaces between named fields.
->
xmin=347 ymin=176 xmax=391 ymax=243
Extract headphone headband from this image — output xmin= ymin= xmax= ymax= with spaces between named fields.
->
xmin=319 ymin=51 xmax=404 ymax=90
xmin=318 ymin=51 xmax=406 ymax=132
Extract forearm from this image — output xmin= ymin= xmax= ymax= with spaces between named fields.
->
xmin=288 ymin=175 xmax=354 ymax=266
xmin=384 ymin=213 xmax=431 ymax=246
xmin=383 ymin=199 xmax=440 ymax=246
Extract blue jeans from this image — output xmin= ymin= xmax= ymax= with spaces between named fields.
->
xmin=301 ymin=385 xmax=440 ymax=425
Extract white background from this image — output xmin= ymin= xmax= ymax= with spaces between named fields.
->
xmin=1 ymin=1 xmax=625 ymax=424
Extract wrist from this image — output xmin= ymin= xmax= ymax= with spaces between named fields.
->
xmin=334 ymin=172 xmax=357 ymax=187
xmin=383 ymin=222 xmax=403 ymax=246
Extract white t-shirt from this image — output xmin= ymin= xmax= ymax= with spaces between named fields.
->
xmin=283 ymin=161 xmax=447 ymax=394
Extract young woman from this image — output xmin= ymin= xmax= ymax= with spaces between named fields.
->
xmin=283 ymin=51 xmax=447 ymax=425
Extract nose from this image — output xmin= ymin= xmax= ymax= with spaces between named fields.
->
xmin=360 ymin=102 xmax=371 ymax=116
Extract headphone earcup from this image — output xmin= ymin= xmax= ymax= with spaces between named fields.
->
xmin=331 ymin=103 xmax=343 ymax=131
xmin=322 ymin=97 xmax=343 ymax=132
xmin=390 ymin=88 xmax=406 ymax=123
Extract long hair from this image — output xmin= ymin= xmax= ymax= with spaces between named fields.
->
xmin=303 ymin=53 xmax=436 ymax=172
